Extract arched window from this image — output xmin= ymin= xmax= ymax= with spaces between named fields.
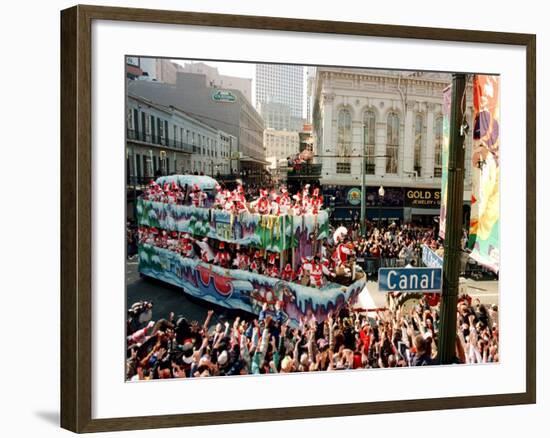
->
xmin=336 ymin=109 xmax=352 ymax=173
xmin=414 ymin=114 xmax=423 ymax=176
xmin=434 ymin=115 xmax=443 ymax=177
xmin=386 ymin=112 xmax=400 ymax=174
xmin=363 ymin=109 xmax=376 ymax=175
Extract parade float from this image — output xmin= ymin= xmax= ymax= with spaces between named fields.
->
xmin=136 ymin=175 xmax=366 ymax=327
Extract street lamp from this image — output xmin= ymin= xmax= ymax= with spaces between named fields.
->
xmin=378 ymin=185 xmax=385 ymax=226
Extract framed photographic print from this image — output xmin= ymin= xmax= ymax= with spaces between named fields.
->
xmin=60 ymin=4 xmax=536 ymax=433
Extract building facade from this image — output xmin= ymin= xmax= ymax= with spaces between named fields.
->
xmin=255 ymin=64 xmax=304 ymax=119
xmin=264 ymin=129 xmax=300 ymax=162
xmin=126 ymin=94 xmax=234 ymax=180
xmin=128 ymin=72 xmax=267 ymax=183
xmin=181 ymin=62 xmax=253 ymax=105
xmin=310 ymin=67 xmax=474 ymax=224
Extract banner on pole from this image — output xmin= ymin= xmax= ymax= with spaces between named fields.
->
xmin=438 ymin=86 xmax=452 ymax=239
xmin=468 ymin=75 xmax=500 ymax=273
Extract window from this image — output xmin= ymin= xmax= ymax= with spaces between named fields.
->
xmin=336 ymin=108 xmax=352 ymax=175
xmin=363 ymin=109 xmax=376 ymax=174
xmin=434 ymin=115 xmax=443 ymax=177
xmin=386 ymin=112 xmax=400 ymax=174
xmin=414 ymin=114 xmax=423 ymax=176
xmin=336 ymin=162 xmax=351 ymax=174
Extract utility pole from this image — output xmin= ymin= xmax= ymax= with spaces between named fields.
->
xmin=438 ymin=73 xmax=467 ymax=365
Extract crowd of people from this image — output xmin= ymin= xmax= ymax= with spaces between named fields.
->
xmin=125 ymin=292 xmax=499 ymax=381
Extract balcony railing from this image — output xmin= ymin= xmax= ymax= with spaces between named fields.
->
xmin=127 ymin=129 xmax=193 ymax=153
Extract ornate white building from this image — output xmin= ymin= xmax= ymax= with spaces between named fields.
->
xmin=310 ymin=67 xmax=474 ymax=223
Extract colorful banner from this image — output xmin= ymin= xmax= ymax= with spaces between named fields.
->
xmin=468 ymin=75 xmax=500 ymax=273
xmin=438 ymin=86 xmax=452 ymax=239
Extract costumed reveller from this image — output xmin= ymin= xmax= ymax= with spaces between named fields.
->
xmin=189 ymin=184 xmax=207 ymax=207
xmin=179 ymin=233 xmax=195 ymax=258
xmin=267 ymin=252 xmax=279 ymax=267
xmin=310 ymin=187 xmax=323 ymax=215
xmin=301 ymin=184 xmax=311 ymax=212
xmin=196 ymin=237 xmax=215 ymax=263
xmin=309 ymin=257 xmax=324 ymax=288
xmin=268 ymin=263 xmax=280 ymax=278
xmin=281 ymin=263 xmax=295 ymax=282
xmin=251 ymin=188 xmax=270 ymax=215
xmin=296 ymin=257 xmax=313 ymax=285
xmin=269 ymin=190 xmax=281 ymax=215
xmin=231 ymin=184 xmax=248 ymax=214
xmin=214 ymin=184 xmax=226 ymax=209
xmin=250 ymin=259 xmax=260 ymax=274
xmin=332 ymin=242 xmax=355 ymax=277
xmin=292 ymin=192 xmax=303 ymax=216
xmin=279 ymin=186 xmax=292 ymax=215
xmin=214 ymin=241 xmax=231 ymax=268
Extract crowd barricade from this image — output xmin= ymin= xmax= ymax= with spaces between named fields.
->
xmin=358 ymin=254 xmax=423 ymax=278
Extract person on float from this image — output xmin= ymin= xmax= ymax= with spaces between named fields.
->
xmin=292 ymin=192 xmax=303 ymax=216
xmin=251 ymin=188 xmax=270 ymax=215
xmin=279 ymin=186 xmax=292 ymax=215
xmin=310 ymin=187 xmax=323 ymax=215
xmin=268 ymin=263 xmax=280 ymax=278
xmin=180 ymin=233 xmax=195 ymax=258
xmin=281 ymin=263 xmax=295 ymax=282
xmin=301 ymin=184 xmax=311 ymax=212
xmin=189 ymin=184 xmax=207 ymax=208
xmin=296 ymin=256 xmax=313 ymax=285
xmin=268 ymin=189 xmax=281 ymax=215
xmin=167 ymin=230 xmax=179 ymax=250
xmin=267 ymin=252 xmax=279 ymax=267
xmin=250 ymin=259 xmax=260 ymax=274
xmin=309 ymin=256 xmax=324 ymax=288
xmin=214 ymin=183 xmax=226 ymax=209
xmin=214 ymin=241 xmax=231 ymax=268
xmin=196 ymin=237 xmax=215 ymax=263
xmin=232 ymin=185 xmax=249 ymax=214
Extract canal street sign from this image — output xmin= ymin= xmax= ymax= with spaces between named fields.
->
xmin=212 ymin=89 xmax=237 ymax=103
xmin=378 ymin=267 xmax=442 ymax=293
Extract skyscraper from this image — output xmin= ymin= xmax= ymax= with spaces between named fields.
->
xmin=255 ymin=64 xmax=304 ymax=119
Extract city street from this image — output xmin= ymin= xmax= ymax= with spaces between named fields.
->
xmin=128 ymin=256 xmax=498 ymax=325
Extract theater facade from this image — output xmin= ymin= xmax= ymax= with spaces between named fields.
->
xmin=308 ymin=67 xmax=473 ymax=226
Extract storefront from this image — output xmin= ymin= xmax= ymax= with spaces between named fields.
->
xmin=323 ymin=185 xmax=461 ymax=225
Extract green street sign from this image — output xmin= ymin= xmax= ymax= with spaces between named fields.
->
xmin=212 ymin=90 xmax=237 ymax=103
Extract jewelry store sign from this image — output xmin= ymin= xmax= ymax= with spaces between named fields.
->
xmin=404 ymin=188 xmax=441 ymax=208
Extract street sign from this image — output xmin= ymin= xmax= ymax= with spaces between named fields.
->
xmin=212 ymin=89 xmax=237 ymax=103
xmin=378 ymin=267 xmax=442 ymax=293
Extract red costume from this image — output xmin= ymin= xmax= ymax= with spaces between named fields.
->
xmin=281 ymin=263 xmax=295 ymax=282
xmin=253 ymin=189 xmax=270 ymax=215
xmin=309 ymin=262 xmax=324 ymax=288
